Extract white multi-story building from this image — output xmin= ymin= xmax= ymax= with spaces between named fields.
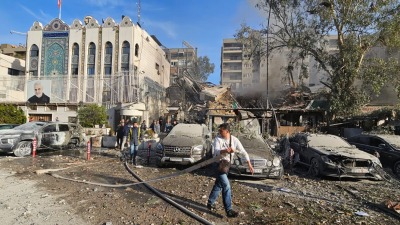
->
xmin=221 ymin=38 xmax=310 ymax=101
xmin=4 ymin=16 xmax=171 ymax=127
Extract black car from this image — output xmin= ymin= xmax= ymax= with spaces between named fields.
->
xmin=228 ymin=119 xmax=284 ymax=179
xmin=347 ymin=134 xmax=400 ymax=176
xmin=285 ymin=133 xmax=382 ymax=180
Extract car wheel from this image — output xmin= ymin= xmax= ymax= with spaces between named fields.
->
xmin=13 ymin=141 xmax=32 ymax=157
xmin=309 ymin=158 xmax=321 ymax=177
xmin=69 ymin=138 xmax=80 ymax=149
xmin=393 ymin=161 xmax=400 ymax=177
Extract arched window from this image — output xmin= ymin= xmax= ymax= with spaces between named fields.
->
xmin=134 ymin=43 xmax=139 ymax=57
xmin=121 ymin=41 xmax=130 ymax=72
xmin=29 ymin=44 xmax=39 ymax=76
xmin=104 ymin=42 xmax=112 ymax=76
xmin=87 ymin=42 xmax=96 ymax=75
xmin=30 ymin=44 xmax=39 ymax=57
xmin=72 ymin=43 xmax=79 ymax=75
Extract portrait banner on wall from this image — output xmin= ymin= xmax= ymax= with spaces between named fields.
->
xmin=27 ymin=80 xmax=52 ymax=103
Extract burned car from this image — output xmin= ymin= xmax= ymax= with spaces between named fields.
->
xmin=347 ymin=134 xmax=400 ymax=176
xmin=227 ymin=118 xmax=284 ymax=179
xmin=286 ymin=133 xmax=382 ymax=180
xmin=0 ymin=121 xmax=85 ymax=157
xmin=0 ymin=124 xmax=19 ymax=130
xmin=155 ymin=123 xmax=212 ymax=166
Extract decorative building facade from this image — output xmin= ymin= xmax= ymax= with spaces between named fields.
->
xmin=23 ymin=16 xmax=170 ymax=127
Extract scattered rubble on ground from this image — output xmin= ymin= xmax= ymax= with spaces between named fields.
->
xmin=1 ymin=146 xmax=399 ymax=224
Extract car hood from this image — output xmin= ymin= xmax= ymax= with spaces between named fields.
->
xmin=0 ymin=129 xmax=33 ymax=137
xmin=314 ymin=146 xmax=378 ymax=161
xmin=162 ymin=134 xmax=204 ymax=147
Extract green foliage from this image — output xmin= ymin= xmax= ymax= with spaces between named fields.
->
xmin=0 ymin=104 xmax=26 ymax=124
xmin=237 ymin=0 xmax=400 ymax=119
xmin=77 ymin=104 xmax=107 ymax=128
xmin=189 ymin=56 xmax=215 ymax=82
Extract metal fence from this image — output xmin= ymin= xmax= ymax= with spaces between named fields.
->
xmin=0 ymin=72 xmax=147 ymax=105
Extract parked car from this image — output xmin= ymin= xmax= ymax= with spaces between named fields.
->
xmin=0 ymin=124 xmax=19 ymax=130
xmin=286 ymin=133 xmax=382 ymax=180
xmin=347 ymin=134 xmax=400 ymax=176
xmin=0 ymin=121 xmax=85 ymax=157
xmin=228 ymin=118 xmax=284 ymax=179
xmin=155 ymin=123 xmax=212 ymax=166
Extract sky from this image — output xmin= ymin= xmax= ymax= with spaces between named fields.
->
xmin=0 ymin=0 xmax=267 ymax=84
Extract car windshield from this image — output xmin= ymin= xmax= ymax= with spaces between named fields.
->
xmin=169 ymin=124 xmax=203 ymax=137
xmin=13 ymin=122 xmax=45 ymax=131
xmin=308 ymin=135 xmax=352 ymax=148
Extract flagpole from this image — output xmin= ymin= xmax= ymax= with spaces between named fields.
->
xmin=58 ymin=0 xmax=62 ymax=20
xmin=59 ymin=4 xmax=62 ymax=19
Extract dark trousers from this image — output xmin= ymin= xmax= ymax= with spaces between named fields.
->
xmin=117 ymin=136 xmax=123 ymax=148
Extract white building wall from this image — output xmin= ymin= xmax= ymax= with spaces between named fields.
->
xmin=0 ymin=54 xmax=26 ymax=102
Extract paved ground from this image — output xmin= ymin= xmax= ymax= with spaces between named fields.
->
xmin=0 ymin=158 xmax=88 ymax=225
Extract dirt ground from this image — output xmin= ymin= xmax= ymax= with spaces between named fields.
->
xmin=1 ymin=146 xmax=400 ymax=225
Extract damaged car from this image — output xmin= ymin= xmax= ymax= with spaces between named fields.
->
xmin=155 ymin=123 xmax=212 ymax=166
xmin=286 ymin=133 xmax=383 ymax=180
xmin=347 ymin=134 xmax=400 ymax=177
xmin=0 ymin=121 xmax=85 ymax=157
xmin=227 ymin=118 xmax=284 ymax=179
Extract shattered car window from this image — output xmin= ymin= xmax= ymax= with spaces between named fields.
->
xmin=13 ymin=122 xmax=45 ymax=131
xmin=308 ymin=135 xmax=352 ymax=148
xmin=230 ymin=119 xmax=260 ymax=137
xmin=378 ymin=135 xmax=400 ymax=149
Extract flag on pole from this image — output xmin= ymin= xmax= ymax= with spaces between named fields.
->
xmin=58 ymin=0 xmax=62 ymax=9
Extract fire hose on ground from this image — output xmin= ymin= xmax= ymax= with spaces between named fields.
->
xmin=43 ymin=156 xmax=224 ymax=224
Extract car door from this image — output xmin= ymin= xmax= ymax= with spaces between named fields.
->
xmin=57 ymin=123 xmax=73 ymax=147
xmin=40 ymin=124 xmax=58 ymax=148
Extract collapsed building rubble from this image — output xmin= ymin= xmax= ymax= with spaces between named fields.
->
xmin=167 ymin=74 xmax=330 ymax=137
xmin=166 ymin=72 xmax=238 ymax=124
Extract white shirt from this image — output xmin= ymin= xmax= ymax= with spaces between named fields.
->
xmin=213 ymin=134 xmax=250 ymax=162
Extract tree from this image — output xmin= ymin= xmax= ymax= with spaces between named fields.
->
xmin=236 ymin=0 xmax=400 ymax=118
xmin=189 ymin=56 xmax=215 ymax=82
xmin=0 ymin=104 xmax=25 ymax=124
xmin=77 ymin=104 xmax=107 ymax=127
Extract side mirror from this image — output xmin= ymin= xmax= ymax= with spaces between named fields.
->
xmin=378 ymin=143 xmax=386 ymax=149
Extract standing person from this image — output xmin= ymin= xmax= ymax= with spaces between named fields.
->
xmin=159 ymin=116 xmax=165 ymax=133
xmin=116 ymin=119 xmax=125 ymax=149
xmin=149 ymin=120 xmax=156 ymax=132
xmin=120 ymin=121 xmax=131 ymax=151
xmin=165 ymin=119 xmax=172 ymax=132
xmin=129 ymin=120 xmax=140 ymax=165
xmin=154 ymin=120 xmax=161 ymax=135
xmin=207 ymin=123 xmax=254 ymax=218
xmin=140 ymin=120 xmax=147 ymax=139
